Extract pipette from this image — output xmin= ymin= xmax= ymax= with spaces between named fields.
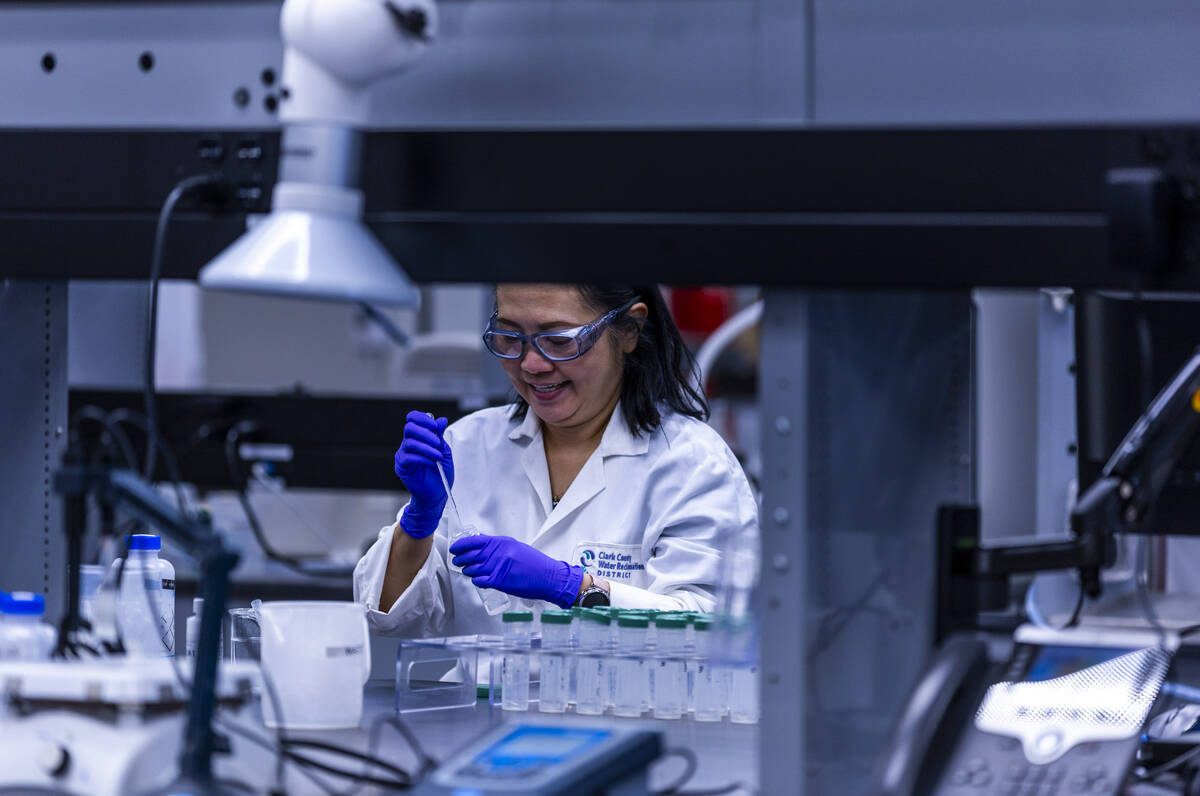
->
xmin=428 ymin=421 xmax=510 ymax=615
xmin=435 ymin=461 xmax=463 ymax=531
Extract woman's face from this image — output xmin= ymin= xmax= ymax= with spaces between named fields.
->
xmin=494 ymin=284 xmax=640 ymax=433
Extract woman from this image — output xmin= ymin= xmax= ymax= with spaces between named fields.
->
xmin=354 ymin=284 xmax=758 ymax=636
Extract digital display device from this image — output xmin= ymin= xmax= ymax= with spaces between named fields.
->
xmin=460 ymin=726 xmax=612 ymax=778
xmin=1025 ymin=645 xmax=1135 ymax=682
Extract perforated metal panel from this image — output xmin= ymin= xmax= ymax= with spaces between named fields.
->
xmin=0 ymin=280 xmax=67 ymax=619
xmin=759 ymin=291 xmax=974 ymax=795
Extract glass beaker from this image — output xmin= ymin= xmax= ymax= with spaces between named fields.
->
xmin=228 ymin=607 xmax=261 ymax=663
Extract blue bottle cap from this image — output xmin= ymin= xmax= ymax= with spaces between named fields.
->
xmin=0 ymin=591 xmax=45 ymax=615
xmin=126 ymin=534 xmax=161 ymax=551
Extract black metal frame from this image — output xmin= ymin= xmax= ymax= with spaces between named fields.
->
xmin=69 ymin=389 xmax=480 ymax=492
xmin=6 ymin=125 xmax=1200 ymax=288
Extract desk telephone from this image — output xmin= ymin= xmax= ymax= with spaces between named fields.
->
xmin=871 ymin=626 xmax=1177 ymax=796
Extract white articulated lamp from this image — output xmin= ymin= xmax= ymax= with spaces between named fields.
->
xmin=199 ymin=0 xmax=437 ymax=307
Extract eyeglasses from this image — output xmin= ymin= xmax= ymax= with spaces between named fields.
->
xmin=482 ymin=298 xmax=639 ymax=362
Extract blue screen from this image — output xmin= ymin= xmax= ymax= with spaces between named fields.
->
xmin=472 ymin=726 xmax=612 ymax=775
xmin=1025 ymin=645 xmax=1134 ymax=682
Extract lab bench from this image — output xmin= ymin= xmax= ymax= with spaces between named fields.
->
xmin=214 ymin=682 xmax=760 ymax=795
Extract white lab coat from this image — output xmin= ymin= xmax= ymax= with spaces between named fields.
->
xmin=354 ymin=403 xmax=759 ymax=637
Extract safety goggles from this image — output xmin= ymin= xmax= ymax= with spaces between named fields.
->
xmin=482 ymin=297 xmax=639 ymax=362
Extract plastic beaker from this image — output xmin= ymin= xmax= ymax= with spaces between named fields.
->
xmin=257 ymin=601 xmax=372 ymax=730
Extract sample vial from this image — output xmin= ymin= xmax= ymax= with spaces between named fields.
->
xmin=613 ymin=613 xmax=649 ymax=718
xmin=449 ymin=524 xmax=511 ymax=616
xmin=652 ymin=614 xmax=688 ymax=719
xmin=500 ymin=611 xmax=533 ymax=711
xmin=538 ymin=609 xmax=572 ymax=713
xmin=691 ymin=617 xmax=727 ymax=722
xmin=729 ymin=663 xmax=761 ymax=724
xmin=574 ymin=609 xmax=611 ymax=715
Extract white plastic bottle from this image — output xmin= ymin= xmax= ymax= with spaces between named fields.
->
xmin=538 ymin=609 xmax=572 ymax=713
xmin=117 ymin=534 xmax=176 ymax=657
xmin=652 ymin=614 xmax=688 ymax=719
xmin=613 ymin=613 xmax=649 ymax=718
xmin=185 ymin=597 xmax=223 ymax=658
xmin=500 ymin=610 xmax=532 ymax=711
xmin=0 ymin=591 xmax=56 ymax=661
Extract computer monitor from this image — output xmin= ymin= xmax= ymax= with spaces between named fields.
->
xmin=1075 ymin=291 xmax=1200 ymax=535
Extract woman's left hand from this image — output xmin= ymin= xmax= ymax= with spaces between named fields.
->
xmin=449 ymin=534 xmax=585 ymax=609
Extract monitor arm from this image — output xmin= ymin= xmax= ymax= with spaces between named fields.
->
xmin=938 ymin=349 xmax=1200 ymax=640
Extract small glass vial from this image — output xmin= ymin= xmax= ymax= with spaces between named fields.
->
xmin=574 ymin=609 xmax=611 ymax=715
xmin=500 ymin=611 xmax=533 ymax=711
xmin=652 ymin=614 xmax=688 ymax=719
xmin=538 ymin=609 xmax=572 ymax=713
xmin=692 ymin=617 xmax=727 ymax=722
xmin=612 ymin=613 xmax=649 ymax=718
xmin=729 ymin=663 xmax=761 ymax=724
xmin=450 ymin=524 xmax=511 ymax=616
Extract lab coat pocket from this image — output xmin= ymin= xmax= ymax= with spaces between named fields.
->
xmin=571 ymin=541 xmax=647 ymax=588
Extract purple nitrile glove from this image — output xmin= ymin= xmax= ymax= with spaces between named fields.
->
xmin=449 ymin=535 xmax=585 ymax=609
xmin=394 ymin=411 xmax=454 ymax=539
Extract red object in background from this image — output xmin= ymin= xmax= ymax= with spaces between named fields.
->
xmin=669 ymin=287 xmax=733 ymax=338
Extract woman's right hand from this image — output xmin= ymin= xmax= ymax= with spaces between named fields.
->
xmin=394 ymin=411 xmax=454 ymax=539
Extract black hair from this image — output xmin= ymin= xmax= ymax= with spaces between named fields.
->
xmin=506 ymin=285 xmax=709 ymax=436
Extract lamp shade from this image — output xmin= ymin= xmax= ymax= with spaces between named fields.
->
xmin=198 ymin=210 xmax=421 ymax=308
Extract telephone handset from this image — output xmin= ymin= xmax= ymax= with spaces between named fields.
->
xmin=869 ymin=636 xmax=991 ymax=796
xmin=871 ymin=627 xmax=1175 ymax=796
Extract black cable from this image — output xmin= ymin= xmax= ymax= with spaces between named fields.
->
xmin=1177 ymin=623 xmax=1200 ymax=639
xmin=282 ymin=740 xmax=414 ymax=789
xmin=144 ymin=173 xmax=222 ymax=485
xmin=224 ymin=422 xmax=354 ymax=579
xmin=650 ymin=747 xmax=752 ymax=796
xmin=651 ymin=747 xmax=698 ymax=795
xmin=1137 ymin=742 xmax=1200 ymax=783
xmin=71 ymin=406 xmax=139 ymax=471
xmin=107 ymin=407 xmax=190 ymax=515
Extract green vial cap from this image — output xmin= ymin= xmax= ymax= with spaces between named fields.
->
xmin=502 ymin=610 xmax=534 ymax=623
xmin=571 ymin=607 xmax=585 ymax=618
xmin=693 ymin=618 xmax=713 ymax=632
xmin=581 ymin=609 xmax=612 ymax=625
xmin=617 ymin=614 xmax=649 ymax=629
xmin=654 ymin=615 xmax=688 ymax=629
xmin=540 ymin=609 xmax=573 ymax=625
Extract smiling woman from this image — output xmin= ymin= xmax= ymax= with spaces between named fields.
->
xmin=353 ymin=284 xmax=759 ymax=637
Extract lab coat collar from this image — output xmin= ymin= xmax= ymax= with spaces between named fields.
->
xmin=505 ymin=401 xmax=649 ymax=457
xmin=518 ymin=402 xmax=650 ymax=545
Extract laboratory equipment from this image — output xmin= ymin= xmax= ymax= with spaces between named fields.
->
xmin=0 ymin=658 xmax=258 ymax=796
xmin=252 ymin=601 xmax=372 ymax=729
xmin=227 ymin=606 xmax=261 ymax=662
xmin=538 ymin=609 xmax=572 ymax=714
xmin=729 ymin=663 xmax=761 ymax=724
xmin=692 ymin=617 xmax=727 ymax=722
xmin=574 ymin=609 xmax=611 ymax=716
xmin=500 ymin=611 xmax=533 ymax=712
xmin=412 ymin=721 xmax=662 ymax=795
xmin=185 ymin=598 xmax=222 ymax=659
xmin=0 ymin=591 xmax=56 ymax=661
xmin=78 ymin=564 xmax=105 ymax=624
xmin=396 ymin=636 xmax=481 ymax=714
xmin=652 ymin=614 xmax=688 ymax=720
xmin=439 ymin=456 xmax=510 ymax=615
xmin=198 ymin=0 xmax=435 ymax=307
xmin=613 ymin=613 xmax=649 ymax=718
xmin=873 ymin=625 xmax=1177 ymax=796
xmin=116 ymin=533 xmax=175 ymax=657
